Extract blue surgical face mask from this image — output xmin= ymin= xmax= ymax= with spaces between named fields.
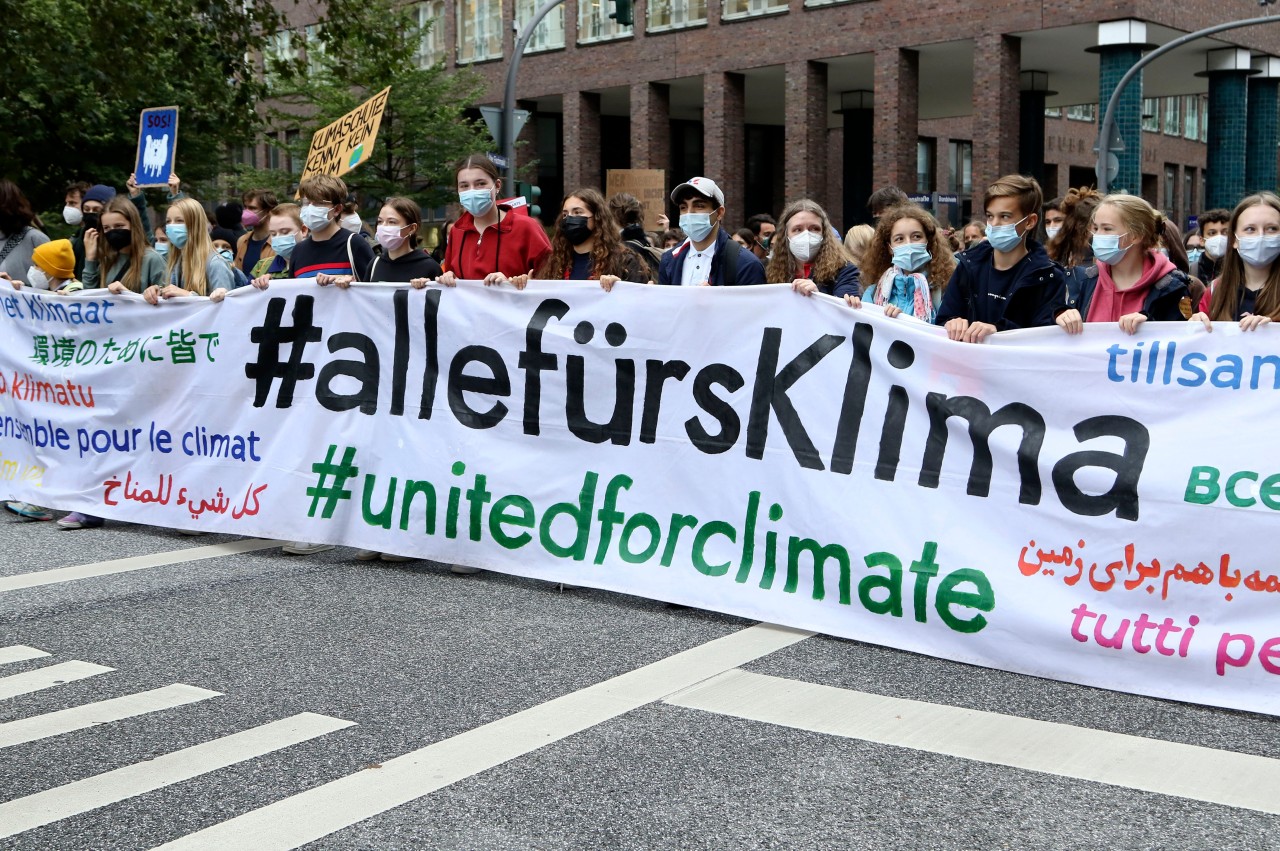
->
xmin=892 ymin=243 xmax=932 ymax=273
xmin=271 ymin=234 xmax=297 ymax=258
xmin=459 ymin=188 xmax=494 ymax=218
xmin=300 ymin=204 xmax=332 ymax=232
xmin=165 ymin=223 xmax=188 ymax=249
xmin=986 ymin=215 xmax=1029 ymax=253
xmin=679 ymin=212 xmax=716 ymax=243
xmin=1091 ymin=232 xmax=1131 ymax=265
xmin=216 ymin=248 xmax=234 ymax=264
xmin=1187 ymin=248 xmax=1204 ymax=265
xmin=154 ymin=241 xmax=169 ymax=256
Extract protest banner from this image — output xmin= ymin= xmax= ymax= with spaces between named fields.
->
xmin=133 ymin=107 xmax=179 ymax=188
xmin=299 ymin=87 xmax=391 ymax=180
xmin=606 ymin=170 xmax=666 ymax=230
xmin=1 ymin=282 xmax=1278 ymax=717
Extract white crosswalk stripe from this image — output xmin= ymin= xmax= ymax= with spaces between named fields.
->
xmin=0 ymin=684 xmax=222 ymax=749
xmin=0 ymin=712 xmax=355 ymax=840
xmin=0 ymin=661 xmax=113 ymax=701
xmin=0 ymin=646 xmax=51 ymax=666
xmin=666 ymin=669 xmax=1280 ymax=816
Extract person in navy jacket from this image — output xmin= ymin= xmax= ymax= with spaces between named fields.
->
xmin=934 ymin=174 xmax=1064 ymax=342
xmin=657 ymin=177 xmax=765 ymax=287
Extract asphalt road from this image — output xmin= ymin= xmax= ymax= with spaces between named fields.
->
xmin=0 ymin=514 xmax=1277 ymax=850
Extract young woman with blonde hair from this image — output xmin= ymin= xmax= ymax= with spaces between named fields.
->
xmin=147 ymin=197 xmax=234 ymax=304
xmin=1056 ymin=193 xmax=1189 ymax=335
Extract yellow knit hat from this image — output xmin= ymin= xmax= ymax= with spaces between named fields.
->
xmin=32 ymin=239 xmax=75 ymax=280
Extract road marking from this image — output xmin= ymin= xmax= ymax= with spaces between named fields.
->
xmin=666 ymin=669 xmax=1280 ymax=816
xmin=0 ymin=684 xmax=222 ymax=749
xmin=0 ymin=646 xmax=50 ymax=666
xmin=0 ymin=661 xmax=113 ymax=701
xmin=155 ymin=623 xmax=815 ymax=851
xmin=0 ymin=539 xmax=285 ymax=593
xmin=0 ymin=712 xmax=354 ymax=840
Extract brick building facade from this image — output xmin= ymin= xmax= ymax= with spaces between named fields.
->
xmin=274 ymin=1 xmax=1280 ymax=231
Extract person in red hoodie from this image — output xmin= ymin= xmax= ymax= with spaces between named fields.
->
xmin=1055 ymin=194 xmax=1189 ymax=335
xmin=427 ymin=154 xmax=551 ymax=289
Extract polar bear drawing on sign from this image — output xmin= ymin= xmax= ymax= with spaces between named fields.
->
xmin=142 ymin=134 xmax=168 ymax=179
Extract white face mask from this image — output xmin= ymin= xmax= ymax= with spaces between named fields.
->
xmin=1235 ymin=234 xmax=1280 ymax=268
xmin=1045 ymin=225 xmax=1061 ymax=241
xmin=340 ymin=213 xmax=363 ymax=233
xmin=63 ymin=206 xmax=83 ymax=226
xmin=788 ymin=231 xmax=824 ymax=263
xmin=1204 ymin=234 xmax=1228 ymax=259
xmin=27 ymin=266 xmax=50 ymax=290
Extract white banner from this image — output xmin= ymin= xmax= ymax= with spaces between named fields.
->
xmin=2 ymin=282 xmax=1278 ymax=716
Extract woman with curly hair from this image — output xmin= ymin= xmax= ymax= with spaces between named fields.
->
xmin=1049 ymin=186 xmax=1102 ymax=268
xmin=765 ymin=199 xmax=860 ymax=298
xmin=857 ymin=203 xmax=955 ymax=322
xmin=513 ymin=188 xmax=646 ymax=291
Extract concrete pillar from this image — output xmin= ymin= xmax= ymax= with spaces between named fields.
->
xmin=971 ymin=34 xmax=1020 ymax=203
xmin=630 ymin=82 xmax=671 ymax=173
xmin=563 ymin=91 xmax=601 ymax=192
xmin=873 ymin=48 xmax=918 ymax=197
xmin=703 ymin=72 xmax=745 ymax=228
xmin=1205 ymin=48 xmax=1253 ymax=209
xmin=840 ymin=90 xmax=874 ymax=227
xmin=1247 ymin=56 xmax=1280 ymax=195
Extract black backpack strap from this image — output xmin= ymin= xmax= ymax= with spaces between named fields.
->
xmin=716 ymin=238 xmax=739 ymax=286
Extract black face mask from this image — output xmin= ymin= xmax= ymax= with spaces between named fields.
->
xmin=560 ymin=215 xmax=592 ymax=246
xmin=104 ymin=229 xmax=133 ymax=251
xmin=82 ymin=212 xmax=101 ymax=232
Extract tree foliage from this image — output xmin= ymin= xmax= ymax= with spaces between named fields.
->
xmin=266 ymin=0 xmax=490 ymax=207
xmin=1 ymin=0 xmax=285 ymax=210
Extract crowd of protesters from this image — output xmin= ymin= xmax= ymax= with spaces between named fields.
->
xmin=2 ymin=153 xmax=1277 ymax=565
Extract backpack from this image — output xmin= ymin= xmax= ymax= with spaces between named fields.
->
xmin=625 ymin=239 xmax=662 ymax=280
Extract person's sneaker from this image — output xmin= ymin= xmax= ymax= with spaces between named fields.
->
xmin=282 ymin=541 xmax=335 ymax=555
xmin=380 ymin=553 xmax=413 ymax=563
xmin=57 ymin=512 xmax=104 ymax=530
xmin=354 ymin=549 xmax=381 ymax=561
xmin=450 ymin=564 xmax=483 ymax=575
xmin=5 ymin=501 xmax=53 ymax=521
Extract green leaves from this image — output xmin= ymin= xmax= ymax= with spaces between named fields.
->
xmin=265 ymin=0 xmax=489 ymax=207
xmin=1 ymin=0 xmax=284 ymax=209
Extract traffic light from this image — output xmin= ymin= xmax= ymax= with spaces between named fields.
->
xmin=610 ymin=0 xmax=633 ymax=26
xmin=516 ymin=181 xmax=542 ymax=218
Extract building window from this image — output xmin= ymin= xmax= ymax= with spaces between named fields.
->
xmin=264 ymin=30 xmax=299 ymax=84
xmin=303 ymin=24 xmax=326 ymax=66
xmin=578 ymin=0 xmax=633 ymax=42
xmin=417 ymin=1 xmax=447 ymax=66
xmin=647 ymin=0 xmax=707 ymax=31
xmin=1044 ymin=106 xmax=1061 ymax=118
xmin=1184 ymin=168 xmax=1195 ymax=217
xmin=1198 ymin=96 xmax=1209 ymax=142
xmin=1065 ymin=104 xmax=1097 ymax=122
xmin=724 ymin=0 xmax=787 ymax=19
xmin=286 ymin=130 xmax=302 ymax=174
xmin=1142 ymin=98 xmax=1160 ymax=133
xmin=457 ymin=0 xmax=502 ymax=63
xmin=515 ymin=0 xmax=565 ymax=52
xmin=1164 ymin=164 xmax=1177 ymax=217
xmin=917 ymin=138 xmax=936 ymax=193
xmin=1182 ymin=95 xmax=1198 ymax=139
xmin=1167 ymin=97 xmax=1182 ymax=136
xmin=948 ymin=140 xmax=972 ymax=196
